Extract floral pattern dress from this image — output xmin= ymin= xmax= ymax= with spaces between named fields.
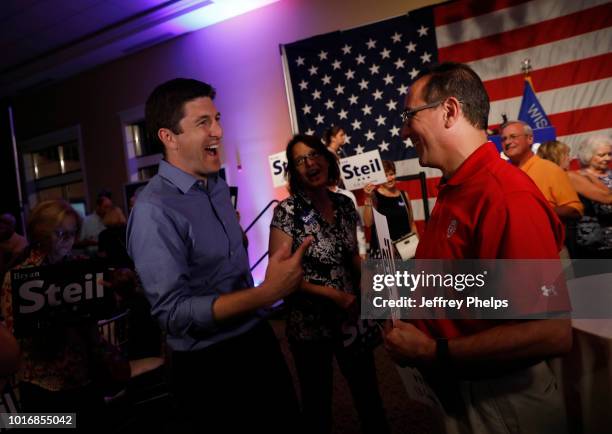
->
xmin=271 ymin=191 xmax=360 ymax=343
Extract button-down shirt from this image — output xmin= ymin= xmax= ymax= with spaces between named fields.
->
xmin=80 ymin=213 xmax=105 ymax=241
xmin=127 ymin=160 xmax=259 ymax=351
xmin=80 ymin=212 xmax=105 ymax=256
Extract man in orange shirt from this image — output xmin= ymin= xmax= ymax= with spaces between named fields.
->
xmin=502 ymin=120 xmax=583 ymax=221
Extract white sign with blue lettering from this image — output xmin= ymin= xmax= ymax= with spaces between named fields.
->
xmin=339 ymin=150 xmax=387 ymax=190
xmin=268 ymin=151 xmax=288 ymax=188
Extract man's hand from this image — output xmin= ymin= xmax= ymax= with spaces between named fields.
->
xmin=211 ymin=237 xmax=312 ymax=323
xmin=261 ymin=236 xmax=313 ymax=301
xmin=383 ymin=319 xmax=436 ymax=366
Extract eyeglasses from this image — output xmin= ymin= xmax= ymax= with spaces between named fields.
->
xmin=400 ymin=100 xmax=443 ymax=123
xmin=55 ymin=229 xmax=77 ymax=242
xmin=294 ymin=150 xmax=322 ymax=167
xmin=501 ymin=133 xmax=529 ymax=142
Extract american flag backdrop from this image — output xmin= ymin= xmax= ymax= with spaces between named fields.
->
xmin=282 ymin=0 xmax=612 ymax=224
xmin=438 ymin=0 xmax=612 ymax=147
xmin=283 ymin=9 xmax=435 ymax=162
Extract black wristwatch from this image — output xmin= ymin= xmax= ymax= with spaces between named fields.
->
xmin=436 ymin=338 xmax=450 ymax=364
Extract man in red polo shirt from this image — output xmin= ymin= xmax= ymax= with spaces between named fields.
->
xmin=383 ymin=62 xmax=571 ymax=433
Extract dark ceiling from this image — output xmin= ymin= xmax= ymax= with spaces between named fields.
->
xmin=1 ymin=0 xmax=174 ymax=73
xmin=0 ymin=0 xmax=228 ymax=98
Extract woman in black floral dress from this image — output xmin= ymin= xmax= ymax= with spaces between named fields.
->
xmin=270 ymin=135 xmax=388 ymax=434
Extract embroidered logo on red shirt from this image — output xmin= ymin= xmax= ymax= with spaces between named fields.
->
xmin=540 ymin=284 xmax=557 ymax=297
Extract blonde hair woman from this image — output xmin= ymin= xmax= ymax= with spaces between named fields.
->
xmin=0 ymin=200 xmax=128 ymax=427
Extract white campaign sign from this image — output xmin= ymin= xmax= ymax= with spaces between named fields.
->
xmin=372 ymin=209 xmax=443 ymax=412
xmin=339 ymin=150 xmax=387 ymax=190
xmin=372 ymin=208 xmax=400 ymax=321
xmin=395 ymin=365 xmax=445 ymax=412
xmin=268 ymin=151 xmax=288 ymax=188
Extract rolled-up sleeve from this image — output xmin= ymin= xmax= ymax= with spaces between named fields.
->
xmin=127 ymin=202 xmax=218 ymax=337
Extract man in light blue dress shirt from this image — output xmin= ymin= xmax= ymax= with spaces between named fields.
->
xmin=127 ymin=78 xmax=311 ymax=433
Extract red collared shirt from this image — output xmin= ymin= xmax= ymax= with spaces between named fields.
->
xmin=414 ymin=142 xmax=566 ymax=338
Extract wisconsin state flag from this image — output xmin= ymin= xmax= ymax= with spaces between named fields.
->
xmin=518 ymin=78 xmax=552 ymax=130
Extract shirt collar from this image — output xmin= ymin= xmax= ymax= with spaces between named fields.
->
xmin=442 ymin=142 xmax=499 ymax=187
xmin=519 ymin=154 xmax=538 ymax=172
xmin=158 ymin=160 xmax=216 ymax=194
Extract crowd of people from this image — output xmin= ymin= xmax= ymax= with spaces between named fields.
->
xmin=0 ymin=61 xmax=610 ymax=433
xmin=540 ymin=136 xmax=612 ymax=258
xmin=500 ymin=122 xmax=612 ymax=260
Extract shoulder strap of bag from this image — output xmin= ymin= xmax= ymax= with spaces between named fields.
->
xmin=399 ymin=191 xmax=414 ymax=230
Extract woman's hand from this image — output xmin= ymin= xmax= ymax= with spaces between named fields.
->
xmin=363 ymin=183 xmax=376 ymax=198
xmin=362 ymin=184 xmax=376 ymax=227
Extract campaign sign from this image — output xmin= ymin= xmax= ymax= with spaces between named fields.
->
xmin=11 ymin=262 xmax=114 ymax=336
xmin=339 ymin=150 xmax=387 ymax=191
xmin=268 ymin=151 xmax=288 ymax=188
xmin=373 ymin=208 xmax=400 ymax=321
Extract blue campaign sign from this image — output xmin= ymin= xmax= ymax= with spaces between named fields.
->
xmin=489 ymin=126 xmax=557 ymax=153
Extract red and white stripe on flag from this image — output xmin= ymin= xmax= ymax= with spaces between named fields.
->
xmin=399 ymin=0 xmax=612 ymax=227
xmin=435 ymin=0 xmax=612 ymax=147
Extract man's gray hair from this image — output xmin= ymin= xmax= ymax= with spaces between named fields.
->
xmin=576 ymin=135 xmax=612 ymax=167
xmin=501 ymin=120 xmax=533 ymax=136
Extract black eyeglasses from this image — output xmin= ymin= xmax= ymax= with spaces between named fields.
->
xmin=55 ymin=229 xmax=77 ymax=242
xmin=400 ymin=98 xmax=464 ymax=123
xmin=400 ymin=100 xmax=443 ymax=123
xmin=501 ymin=133 xmax=529 ymax=142
xmin=294 ymin=150 xmax=322 ymax=167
